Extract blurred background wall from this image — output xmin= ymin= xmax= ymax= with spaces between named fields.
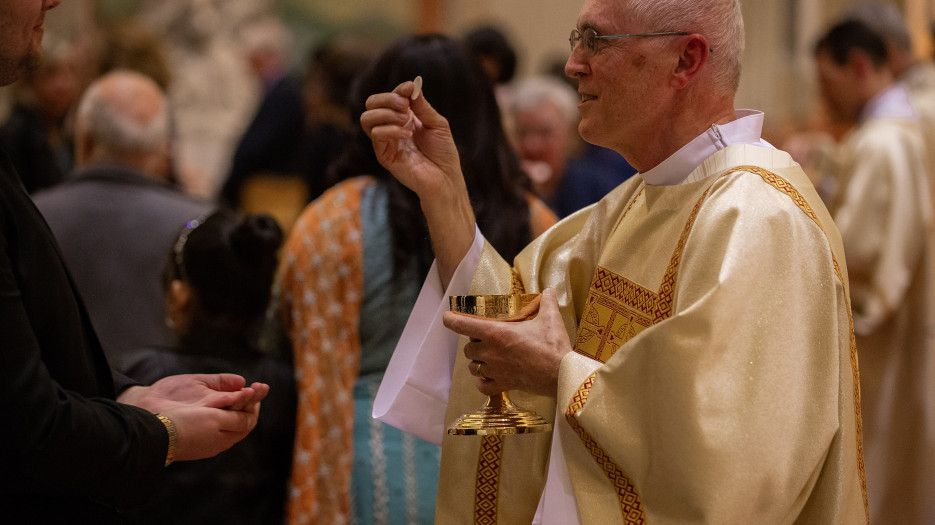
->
xmin=25 ymin=0 xmax=935 ymax=195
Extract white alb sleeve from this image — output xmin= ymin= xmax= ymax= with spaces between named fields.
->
xmin=372 ymin=226 xmax=485 ymax=445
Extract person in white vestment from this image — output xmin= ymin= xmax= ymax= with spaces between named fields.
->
xmin=843 ymin=3 xmax=935 ymax=112
xmin=360 ymin=0 xmax=869 ymax=523
xmin=842 ymin=2 xmax=935 ymax=219
xmin=814 ymin=18 xmax=935 ymax=525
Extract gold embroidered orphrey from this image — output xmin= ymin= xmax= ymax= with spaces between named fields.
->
xmin=474 ymin=436 xmax=505 ymax=524
xmin=563 ymin=165 xmax=867 ymax=523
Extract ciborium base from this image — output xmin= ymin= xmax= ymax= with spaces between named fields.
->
xmin=447 ymin=392 xmax=552 ymax=436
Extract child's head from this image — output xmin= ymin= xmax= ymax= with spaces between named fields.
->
xmin=165 ymin=209 xmax=283 ymax=343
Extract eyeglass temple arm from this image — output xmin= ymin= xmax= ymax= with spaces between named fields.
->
xmin=598 ymin=32 xmax=713 ymax=53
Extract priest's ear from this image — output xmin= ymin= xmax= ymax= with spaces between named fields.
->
xmin=672 ymin=34 xmax=711 ymax=89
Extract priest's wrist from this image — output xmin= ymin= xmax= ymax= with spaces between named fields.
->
xmin=423 ymin=198 xmax=475 ymax=288
xmin=155 ymin=414 xmax=177 ymax=467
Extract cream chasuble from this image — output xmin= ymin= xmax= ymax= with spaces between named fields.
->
xmin=901 ymin=63 xmax=935 ymax=245
xmin=376 ymin=124 xmax=867 ymax=523
xmin=823 ymin=88 xmax=935 ymax=525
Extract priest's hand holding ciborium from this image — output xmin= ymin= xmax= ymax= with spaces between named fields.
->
xmin=444 ymin=292 xmax=561 ymax=435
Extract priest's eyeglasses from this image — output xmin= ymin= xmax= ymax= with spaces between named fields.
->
xmin=569 ymin=28 xmax=690 ymax=55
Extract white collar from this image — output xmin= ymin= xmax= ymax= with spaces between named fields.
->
xmin=860 ymin=83 xmax=916 ymax=122
xmin=640 ymin=109 xmax=770 ymax=186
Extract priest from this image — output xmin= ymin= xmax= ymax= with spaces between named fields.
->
xmin=362 ymin=0 xmax=869 ymax=522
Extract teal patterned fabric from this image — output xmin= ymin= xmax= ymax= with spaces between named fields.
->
xmin=351 ymin=183 xmax=440 ymax=524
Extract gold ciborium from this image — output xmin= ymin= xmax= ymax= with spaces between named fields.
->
xmin=447 ymin=293 xmax=553 ymax=436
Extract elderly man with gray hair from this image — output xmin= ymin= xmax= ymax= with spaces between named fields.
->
xmin=361 ymin=0 xmax=868 ymax=522
xmin=33 ymin=69 xmax=214 ymax=371
xmin=508 ymin=75 xmax=635 ymax=218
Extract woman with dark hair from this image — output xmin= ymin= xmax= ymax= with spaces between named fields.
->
xmin=279 ymin=34 xmax=556 ymax=524
xmin=464 ymin=25 xmax=518 ymax=86
xmin=124 ymin=210 xmax=297 ymax=525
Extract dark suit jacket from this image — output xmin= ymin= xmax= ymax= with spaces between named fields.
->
xmin=0 ymin=149 xmax=168 ymax=522
xmin=124 ymin=330 xmax=296 ymax=525
xmin=33 ymin=163 xmax=214 ymax=371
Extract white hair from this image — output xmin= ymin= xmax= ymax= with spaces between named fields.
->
xmin=508 ymin=76 xmax=580 ymax=124
xmin=628 ymin=0 xmax=745 ymax=95
xmin=241 ymin=17 xmax=293 ymax=62
xmin=76 ymin=70 xmax=169 ymax=155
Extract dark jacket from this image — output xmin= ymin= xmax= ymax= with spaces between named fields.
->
xmin=124 ymin=330 xmax=296 ymax=525
xmin=32 ymin=163 xmax=214 ymax=371
xmin=0 ymin=148 xmax=168 ymax=523
xmin=549 ymin=144 xmax=637 ymax=218
xmin=221 ymin=73 xmax=307 ymax=208
xmin=0 ymin=103 xmax=71 ymax=193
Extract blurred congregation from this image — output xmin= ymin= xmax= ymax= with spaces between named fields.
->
xmin=5 ymin=0 xmax=935 ymax=523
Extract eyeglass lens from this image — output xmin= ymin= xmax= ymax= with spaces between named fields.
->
xmin=570 ymin=28 xmax=608 ymax=54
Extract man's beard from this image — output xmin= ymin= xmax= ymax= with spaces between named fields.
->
xmin=0 ymin=46 xmax=42 ymax=87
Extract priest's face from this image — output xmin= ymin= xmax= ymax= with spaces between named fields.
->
xmin=565 ymin=0 xmax=672 ymax=164
xmin=815 ymin=50 xmax=864 ymax=125
xmin=0 ymin=0 xmax=60 ymax=87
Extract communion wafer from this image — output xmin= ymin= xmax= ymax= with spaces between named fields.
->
xmin=410 ymin=75 xmax=423 ymax=101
